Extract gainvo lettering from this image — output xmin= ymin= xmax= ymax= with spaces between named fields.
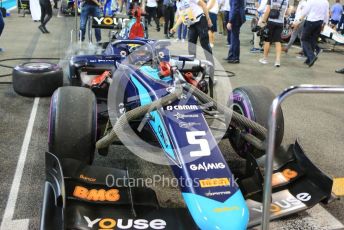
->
xmin=190 ymin=162 xmax=226 ymax=172
xmin=73 ymin=186 xmax=120 ymax=202
xmin=83 ymin=216 xmax=167 ymax=230
xmin=166 ymin=105 xmax=198 ymax=111
xmin=251 ymin=192 xmax=312 ymax=213
xmin=173 ymin=112 xmax=199 ymax=120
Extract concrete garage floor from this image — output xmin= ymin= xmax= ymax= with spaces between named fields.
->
xmin=0 ymin=10 xmax=344 ymax=230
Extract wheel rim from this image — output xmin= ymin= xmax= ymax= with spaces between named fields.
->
xmin=23 ymin=62 xmax=53 ymax=70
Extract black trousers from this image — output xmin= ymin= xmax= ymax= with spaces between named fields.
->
xmin=163 ymin=5 xmax=174 ymax=35
xmin=301 ymin=20 xmax=323 ymax=63
xmin=146 ymin=6 xmax=159 ymax=28
xmin=188 ymin=16 xmax=214 ymax=65
xmin=40 ymin=0 xmax=52 ymax=27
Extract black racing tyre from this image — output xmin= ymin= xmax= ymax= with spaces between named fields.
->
xmin=13 ymin=62 xmax=63 ymax=97
xmin=49 ymin=86 xmax=97 ymax=164
xmin=229 ymin=85 xmax=284 ymax=158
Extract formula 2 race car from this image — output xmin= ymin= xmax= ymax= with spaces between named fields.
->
xmin=41 ymin=39 xmax=335 ymax=230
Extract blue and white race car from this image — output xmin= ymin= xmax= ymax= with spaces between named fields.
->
xmin=40 ymin=39 xmax=334 ymax=230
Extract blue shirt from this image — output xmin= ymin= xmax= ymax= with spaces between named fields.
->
xmin=331 ymin=3 xmax=343 ymax=21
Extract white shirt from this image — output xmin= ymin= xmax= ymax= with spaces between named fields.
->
xmin=301 ymin=0 xmax=329 ymax=23
xmin=147 ymin=0 xmax=158 ymax=7
xmin=176 ymin=0 xmax=204 ymax=25
xmin=257 ymin=0 xmax=268 ymax=14
xmin=222 ymin=0 xmax=230 ymax=11
xmin=295 ymin=0 xmax=307 ymax=21
xmin=207 ymin=0 xmax=219 ymax=14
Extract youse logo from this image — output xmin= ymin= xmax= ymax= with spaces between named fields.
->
xmin=84 ymin=216 xmax=167 ymax=229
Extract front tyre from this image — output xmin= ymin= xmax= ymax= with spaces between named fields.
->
xmin=49 ymin=86 xmax=97 ymax=163
xmin=229 ymin=85 xmax=284 ymax=158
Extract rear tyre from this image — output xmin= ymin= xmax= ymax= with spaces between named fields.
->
xmin=49 ymin=86 xmax=97 ymax=163
xmin=13 ymin=62 xmax=63 ymax=97
xmin=229 ymin=85 xmax=284 ymax=158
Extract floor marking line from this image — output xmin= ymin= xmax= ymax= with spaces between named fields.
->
xmin=0 ymin=97 xmax=40 ymax=230
xmin=333 ymin=177 xmax=344 ymax=196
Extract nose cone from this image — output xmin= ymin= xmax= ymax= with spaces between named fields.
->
xmin=182 ymin=191 xmax=249 ymax=230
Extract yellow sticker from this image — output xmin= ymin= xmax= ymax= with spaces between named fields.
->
xmin=200 ymin=178 xmax=230 ymax=188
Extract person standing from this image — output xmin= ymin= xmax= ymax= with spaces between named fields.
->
xmin=258 ymin=0 xmax=289 ymax=67
xmin=146 ymin=0 xmax=161 ymax=31
xmin=163 ymin=0 xmax=175 ymax=38
xmin=217 ymin=0 xmax=225 ymax=35
xmin=38 ymin=0 xmax=53 ymax=33
xmin=337 ymin=5 xmax=344 ymax=33
xmin=207 ymin=0 xmax=219 ymax=47
xmin=176 ymin=10 xmax=188 ymax=41
xmin=225 ymin=0 xmax=246 ymax=63
xmin=80 ymin=0 xmax=102 ymax=42
xmin=222 ymin=0 xmax=230 ymax=46
xmin=293 ymin=0 xmax=329 ymax=67
xmin=250 ymin=0 xmax=267 ymax=53
xmin=330 ymin=0 xmax=343 ymax=28
xmin=170 ymin=0 xmax=214 ymax=65
xmin=30 ymin=0 xmax=41 ymax=22
xmin=283 ymin=0 xmax=307 ymax=53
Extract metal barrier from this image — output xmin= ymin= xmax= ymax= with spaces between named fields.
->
xmin=262 ymin=85 xmax=344 ymax=230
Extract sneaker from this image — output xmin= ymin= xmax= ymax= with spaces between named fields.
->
xmin=315 ymin=48 xmax=322 ymax=56
xmin=250 ymin=47 xmax=261 ymax=53
xmin=296 ymin=54 xmax=306 ymax=59
xmin=38 ymin=25 xmax=46 ymax=33
xmin=274 ymin=61 xmax=280 ymax=67
xmin=282 ymin=47 xmax=288 ymax=53
xmin=259 ymin=58 xmax=268 ymax=64
xmin=210 ymin=43 xmax=214 ymax=48
xmin=182 ymin=39 xmax=185 ymax=42
xmin=176 ymin=38 xmax=180 ymax=42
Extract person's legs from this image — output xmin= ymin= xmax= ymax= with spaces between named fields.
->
xmin=42 ymin=2 xmax=52 ymax=28
xmin=217 ymin=12 xmax=224 ymax=34
xmin=301 ymin=21 xmax=317 ymax=64
xmin=208 ymin=31 xmax=214 ymax=45
xmin=275 ymin=42 xmax=281 ymax=62
xmin=152 ymin=7 xmax=160 ymax=30
xmin=263 ymin=42 xmax=270 ymax=58
xmin=229 ymin=24 xmax=240 ymax=60
xmin=146 ymin=7 xmax=152 ymax=25
xmin=188 ymin=24 xmax=198 ymax=56
xmin=313 ymin=22 xmax=322 ymax=56
xmin=253 ymin=32 xmax=260 ymax=49
xmin=196 ymin=17 xmax=214 ymax=65
xmin=182 ymin=24 xmax=188 ymax=39
xmin=285 ymin=27 xmax=300 ymax=51
xmin=337 ymin=14 xmax=344 ymax=33
xmin=91 ymin=5 xmax=101 ymax=42
xmin=80 ymin=4 xmax=90 ymax=41
xmin=0 ymin=11 xmax=4 ymax=46
xmin=168 ymin=8 xmax=174 ymax=31
xmin=40 ymin=2 xmax=46 ymax=25
xmin=163 ymin=6 xmax=170 ymax=35
xmin=177 ymin=24 xmax=182 ymax=40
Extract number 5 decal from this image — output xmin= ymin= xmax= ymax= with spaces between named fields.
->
xmin=186 ymin=131 xmax=210 ymax=157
